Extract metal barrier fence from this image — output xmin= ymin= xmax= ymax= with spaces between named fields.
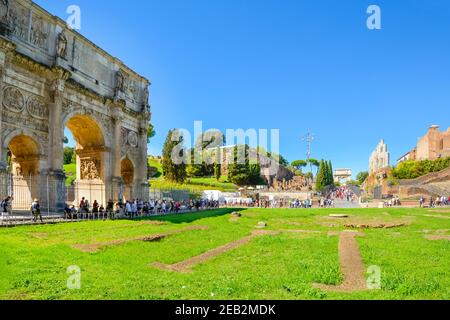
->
xmin=148 ymin=188 xmax=193 ymax=202
xmin=0 ymin=173 xmax=199 ymax=214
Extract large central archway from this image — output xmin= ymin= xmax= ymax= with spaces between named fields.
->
xmin=65 ymin=115 xmax=108 ymax=208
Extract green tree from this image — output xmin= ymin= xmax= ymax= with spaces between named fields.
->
xmin=323 ymin=161 xmax=330 ymax=186
xmin=291 ymin=160 xmax=308 ymax=173
xmin=63 ymin=147 xmax=75 ymax=165
xmin=315 ymin=160 xmax=326 ymax=191
xmin=307 ymin=158 xmax=320 ymax=176
xmin=228 ymin=145 xmax=261 ymax=186
xmin=147 ymin=123 xmax=156 ymax=143
xmin=188 ymin=130 xmax=224 ymax=177
xmin=162 ymin=129 xmax=187 ymax=183
xmin=356 ymin=171 xmax=369 ymax=185
xmin=328 ymin=160 xmax=335 ymax=186
xmin=214 ymin=163 xmax=221 ymax=181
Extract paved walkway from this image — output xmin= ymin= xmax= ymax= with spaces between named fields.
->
xmin=333 ymin=199 xmax=361 ymax=209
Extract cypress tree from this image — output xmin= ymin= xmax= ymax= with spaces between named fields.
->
xmin=328 ymin=160 xmax=334 ymax=186
xmin=315 ymin=160 xmax=326 ymax=191
xmin=162 ymin=129 xmax=187 ymax=183
xmin=323 ymin=160 xmax=329 ymax=186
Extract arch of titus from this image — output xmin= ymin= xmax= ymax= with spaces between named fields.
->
xmin=0 ymin=0 xmax=150 ymax=210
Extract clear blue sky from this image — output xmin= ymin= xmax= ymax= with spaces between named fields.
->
xmin=37 ymin=0 xmax=450 ymax=177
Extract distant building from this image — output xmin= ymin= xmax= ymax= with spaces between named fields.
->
xmin=369 ymin=140 xmax=390 ymax=174
xmin=397 ymin=125 xmax=450 ymax=164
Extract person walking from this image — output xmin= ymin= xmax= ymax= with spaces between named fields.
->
xmin=106 ymin=199 xmax=114 ymax=219
xmin=1 ymin=196 xmax=10 ymax=224
xmin=131 ymin=200 xmax=138 ymax=217
xmin=125 ymin=200 xmax=132 ymax=217
xmin=31 ymin=198 xmax=43 ymax=223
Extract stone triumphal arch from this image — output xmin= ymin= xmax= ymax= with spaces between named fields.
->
xmin=0 ymin=0 xmax=150 ymax=210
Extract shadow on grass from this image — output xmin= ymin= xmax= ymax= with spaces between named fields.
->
xmin=140 ymin=208 xmax=244 ymax=224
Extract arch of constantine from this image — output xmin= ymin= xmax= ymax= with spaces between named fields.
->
xmin=0 ymin=0 xmax=150 ymax=211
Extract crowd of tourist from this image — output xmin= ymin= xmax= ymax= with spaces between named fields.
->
xmin=331 ymin=186 xmax=357 ymax=202
xmin=419 ymin=195 xmax=450 ymax=208
xmin=383 ymin=196 xmax=402 ymax=207
xmin=256 ymin=198 xmax=313 ymax=208
xmin=2 ymin=190 xmax=450 ymax=225
xmin=63 ymin=197 xmax=220 ymax=220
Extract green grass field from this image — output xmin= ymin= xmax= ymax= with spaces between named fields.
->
xmin=148 ymin=157 xmax=237 ymax=192
xmin=63 ymin=163 xmax=76 ymax=186
xmin=0 ymin=208 xmax=449 ymax=300
xmin=150 ymin=176 xmax=237 ymax=193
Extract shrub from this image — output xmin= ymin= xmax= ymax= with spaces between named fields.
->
xmin=392 ymin=157 xmax=450 ymax=179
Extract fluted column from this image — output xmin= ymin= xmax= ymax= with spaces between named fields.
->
xmin=0 ymin=38 xmax=15 ymax=171
xmin=47 ymin=68 xmax=70 ymax=211
xmin=110 ymin=102 xmax=124 ymax=201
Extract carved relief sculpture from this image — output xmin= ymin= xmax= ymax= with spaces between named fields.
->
xmin=3 ymin=86 xmax=24 ymax=112
xmin=8 ymin=5 xmax=28 ymax=40
xmin=127 ymin=131 xmax=138 ymax=147
xmin=30 ymin=16 xmax=48 ymax=49
xmin=121 ymin=127 xmax=128 ymax=145
xmin=27 ymin=96 xmax=49 ymax=120
xmin=0 ymin=0 xmax=9 ymax=23
xmin=80 ymin=159 xmax=101 ymax=180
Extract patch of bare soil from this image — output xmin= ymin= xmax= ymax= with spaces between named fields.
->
xmin=280 ymin=229 xmax=321 ymax=234
xmin=424 ymin=214 xmax=450 ymax=220
xmin=320 ymin=222 xmax=341 ymax=228
xmin=73 ymin=225 xmax=208 ymax=253
xmin=344 ymin=222 xmax=408 ymax=229
xmin=425 ymin=235 xmax=450 ymax=241
xmin=329 ymin=214 xmax=349 ymax=218
xmin=151 ymin=230 xmax=279 ymax=273
xmin=314 ymin=231 xmax=367 ymax=292
xmin=31 ymin=233 xmax=49 ymax=239
xmin=428 ymin=210 xmax=450 ymax=213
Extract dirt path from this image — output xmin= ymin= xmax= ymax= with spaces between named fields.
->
xmin=344 ymin=222 xmax=407 ymax=229
xmin=425 ymin=235 xmax=450 ymax=241
xmin=151 ymin=230 xmax=278 ymax=273
xmin=73 ymin=225 xmax=208 ymax=253
xmin=314 ymin=231 xmax=367 ymax=292
xmin=424 ymin=214 xmax=450 ymax=220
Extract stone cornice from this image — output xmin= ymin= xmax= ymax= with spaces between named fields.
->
xmin=0 ymin=36 xmax=16 ymax=52
xmin=66 ymin=78 xmax=109 ymax=104
xmin=11 ymin=51 xmax=52 ymax=77
xmin=51 ymin=66 xmax=71 ymax=82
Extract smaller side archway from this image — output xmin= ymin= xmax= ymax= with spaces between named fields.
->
xmin=8 ymin=135 xmax=42 ymax=177
xmin=3 ymin=133 xmax=45 ymax=210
